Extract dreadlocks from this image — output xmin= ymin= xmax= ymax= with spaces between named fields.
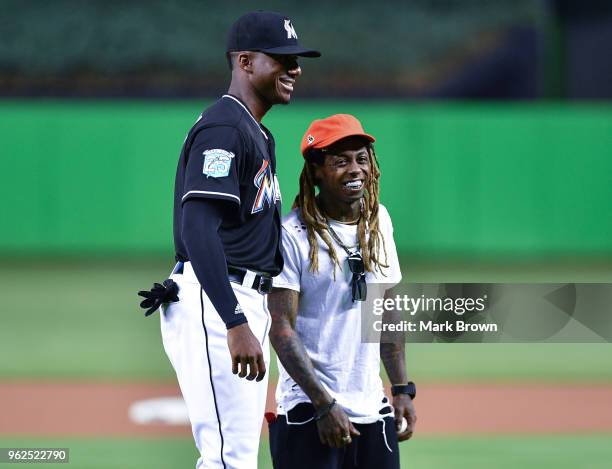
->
xmin=293 ymin=144 xmax=389 ymax=275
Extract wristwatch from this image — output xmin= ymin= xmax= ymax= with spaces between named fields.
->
xmin=391 ymin=381 xmax=416 ymax=400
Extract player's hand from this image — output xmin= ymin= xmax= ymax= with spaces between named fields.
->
xmin=393 ymin=394 xmax=417 ymax=441
xmin=226 ymin=323 xmax=266 ymax=381
xmin=315 ymin=402 xmax=360 ymax=448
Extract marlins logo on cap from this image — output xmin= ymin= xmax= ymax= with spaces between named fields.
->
xmin=226 ymin=10 xmax=321 ymax=57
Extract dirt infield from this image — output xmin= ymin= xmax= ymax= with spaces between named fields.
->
xmin=1 ymin=381 xmax=611 ymax=437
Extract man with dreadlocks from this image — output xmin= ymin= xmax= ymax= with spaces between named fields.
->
xmin=267 ymin=114 xmax=417 ymax=469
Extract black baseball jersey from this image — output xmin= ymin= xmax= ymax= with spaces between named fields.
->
xmin=173 ymin=94 xmax=283 ymax=275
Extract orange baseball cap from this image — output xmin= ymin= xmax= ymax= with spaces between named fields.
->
xmin=300 ymin=114 xmax=375 ymax=158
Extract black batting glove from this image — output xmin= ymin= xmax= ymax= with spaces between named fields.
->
xmin=138 ymin=279 xmax=180 ymax=317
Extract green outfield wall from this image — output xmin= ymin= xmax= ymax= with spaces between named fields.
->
xmin=1 ymin=101 xmax=610 ymax=258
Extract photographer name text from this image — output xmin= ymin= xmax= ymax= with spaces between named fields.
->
xmin=372 ymin=319 xmax=498 ymax=333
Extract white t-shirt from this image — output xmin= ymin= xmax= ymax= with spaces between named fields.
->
xmin=273 ymin=204 xmax=402 ymax=424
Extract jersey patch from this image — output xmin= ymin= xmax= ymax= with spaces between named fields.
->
xmin=251 ymin=160 xmax=282 ymax=214
xmin=202 ymin=149 xmax=235 ymax=178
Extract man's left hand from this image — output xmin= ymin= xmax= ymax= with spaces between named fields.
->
xmin=393 ymin=394 xmax=417 ymax=441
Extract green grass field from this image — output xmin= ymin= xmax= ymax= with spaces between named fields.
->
xmin=1 ymin=436 xmax=611 ymax=469
xmin=1 ymin=260 xmax=611 ymax=381
xmin=1 ymin=260 xmax=611 ymax=468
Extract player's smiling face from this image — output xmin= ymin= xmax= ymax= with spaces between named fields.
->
xmin=251 ymin=53 xmax=301 ymax=105
xmin=314 ymin=137 xmax=371 ymax=204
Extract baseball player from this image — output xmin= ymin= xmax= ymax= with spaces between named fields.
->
xmin=266 ymin=114 xmax=416 ymax=469
xmin=141 ymin=11 xmax=320 ymax=469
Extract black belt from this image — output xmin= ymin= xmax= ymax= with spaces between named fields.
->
xmin=227 ymin=266 xmax=273 ymax=294
xmin=174 ymin=262 xmax=273 ymax=294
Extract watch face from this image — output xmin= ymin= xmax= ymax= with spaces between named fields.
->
xmin=392 ymin=382 xmax=416 ymax=398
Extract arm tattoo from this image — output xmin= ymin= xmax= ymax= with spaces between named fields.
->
xmin=381 ymin=340 xmax=407 ymax=385
xmin=268 ymin=289 xmax=332 ymax=408
xmin=380 ymin=288 xmax=408 ymax=385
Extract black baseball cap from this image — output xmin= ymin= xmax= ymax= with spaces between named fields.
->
xmin=227 ymin=11 xmax=321 ymax=57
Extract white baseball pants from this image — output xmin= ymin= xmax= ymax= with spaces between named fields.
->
xmin=160 ymin=262 xmax=271 ymax=469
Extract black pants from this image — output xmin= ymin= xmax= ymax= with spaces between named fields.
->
xmin=269 ymin=403 xmax=400 ymax=469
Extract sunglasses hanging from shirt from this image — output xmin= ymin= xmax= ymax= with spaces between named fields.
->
xmin=325 ymin=219 xmax=367 ymax=302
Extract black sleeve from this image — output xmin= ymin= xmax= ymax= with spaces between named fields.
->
xmin=182 ymin=198 xmax=247 ymax=329
xmin=181 ymin=125 xmax=245 ymax=207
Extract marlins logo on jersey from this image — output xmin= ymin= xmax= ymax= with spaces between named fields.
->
xmin=251 ymin=159 xmax=281 ymax=214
